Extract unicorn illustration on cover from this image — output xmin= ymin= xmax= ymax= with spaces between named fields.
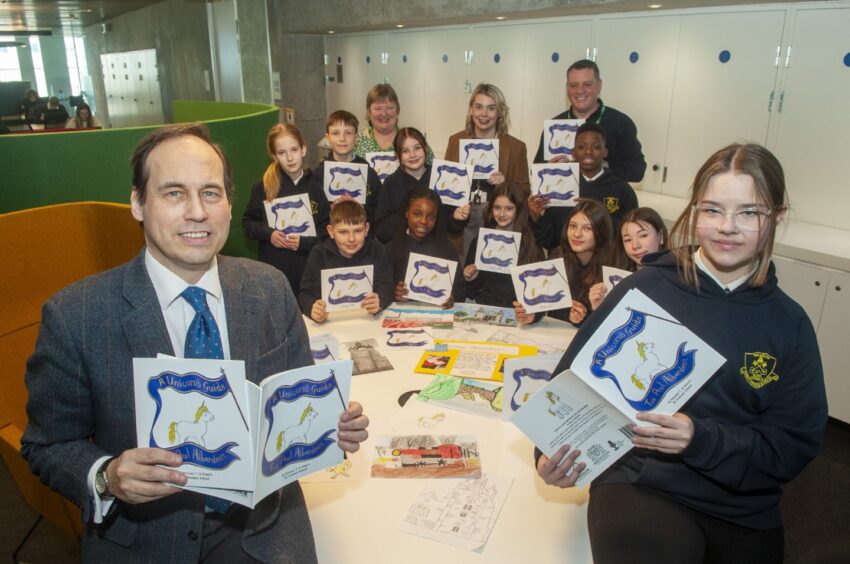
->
xmin=168 ymin=401 xmax=215 ymax=447
xmin=276 ymin=403 xmax=319 ymax=452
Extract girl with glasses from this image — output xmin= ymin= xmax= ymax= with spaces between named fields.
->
xmin=537 ymin=144 xmax=826 ymax=564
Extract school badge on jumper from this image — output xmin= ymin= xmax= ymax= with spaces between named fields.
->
xmin=739 ymin=352 xmax=779 ymax=389
xmin=605 ymin=197 xmax=620 ymax=214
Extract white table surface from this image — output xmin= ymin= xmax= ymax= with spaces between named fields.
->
xmin=299 ymin=307 xmax=592 ymax=564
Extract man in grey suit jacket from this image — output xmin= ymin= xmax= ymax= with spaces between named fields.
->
xmin=21 ymin=123 xmax=369 ymax=563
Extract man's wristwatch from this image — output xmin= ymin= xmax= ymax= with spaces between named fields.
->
xmin=95 ymin=458 xmax=115 ymax=499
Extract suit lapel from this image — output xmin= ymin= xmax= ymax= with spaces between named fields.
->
xmin=219 ymin=257 xmax=262 ymax=382
xmin=121 ymin=251 xmax=175 ymax=359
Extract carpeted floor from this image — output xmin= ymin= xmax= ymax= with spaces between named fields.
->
xmin=1 ymin=420 xmax=848 ymax=563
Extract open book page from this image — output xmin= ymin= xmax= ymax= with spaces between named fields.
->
xmin=253 ymin=360 xmax=352 ymax=504
xmin=133 ymin=358 xmax=254 ymax=491
xmin=571 ymin=289 xmax=726 ymax=423
xmin=510 ymin=369 xmax=634 ymax=487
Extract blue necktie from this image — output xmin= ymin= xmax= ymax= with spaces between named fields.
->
xmin=181 ymin=286 xmax=224 ymax=360
xmin=180 ymin=286 xmax=231 ymax=514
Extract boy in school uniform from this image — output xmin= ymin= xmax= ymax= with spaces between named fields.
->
xmin=314 ymin=110 xmax=382 ymax=226
xmin=298 ymin=200 xmax=395 ymax=323
xmin=530 ymin=123 xmax=639 ymax=251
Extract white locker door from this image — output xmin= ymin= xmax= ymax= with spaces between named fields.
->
xmin=663 ymin=10 xmax=785 ymax=198
xmin=333 ymin=34 xmax=384 ymax=118
xmin=520 ymin=19 xmax=594 ymax=164
xmin=818 ymin=271 xmax=850 ymax=423
xmin=596 ymin=15 xmax=680 ymax=193
xmin=773 ymin=256 xmax=828 ymax=328
xmin=364 ymin=33 xmax=387 ymax=90
xmin=385 ymin=31 xmax=428 ymax=136
xmin=424 ymin=28 xmax=472 ymax=158
xmin=469 ymin=24 xmax=528 ymax=139
xmin=771 ymin=6 xmax=850 ymax=230
xmin=145 ymin=49 xmax=164 ymax=125
xmin=324 ymin=37 xmax=347 ymax=117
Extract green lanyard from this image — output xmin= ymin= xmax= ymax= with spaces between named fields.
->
xmin=569 ymin=102 xmax=606 ymax=124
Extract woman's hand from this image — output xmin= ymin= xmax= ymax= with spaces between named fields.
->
xmin=631 ymin=412 xmax=694 ymax=455
xmin=463 ymin=264 xmax=479 ymax=281
xmin=536 ymin=444 xmax=585 ymax=488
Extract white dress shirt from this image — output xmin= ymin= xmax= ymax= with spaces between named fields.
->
xmin=89 ymin=249 xmax=230 ymax=523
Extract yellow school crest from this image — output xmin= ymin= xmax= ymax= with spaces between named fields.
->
xmin=739 ymin=352 xmax=779 ymax=389
xmin=605 ymin=197 xmax=620 ymax=214
xmin=310 ymin=199 xmax=319 ymax=215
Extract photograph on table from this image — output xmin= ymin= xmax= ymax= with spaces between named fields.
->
xmin=403 ymin=252 xmax=457 ymax=306
xmin=370 ymin=434 xmax=481 ymax=478
xmin=263 ymin=193 xmax=317 ymax=236
xmin=511 ymin=258 xmax=573 ymax=314
xmin=321 ymin=265 xmax=374 ymax=312
xmin=414 ymin=350 xmax=458 ymax=375
xmin=460 ymin=138 xmax=499 ymax=180
xmin=416 ymin=374 xmax=503 ymax=419
xmin=530 ymin=163 xmax=580 ymax=207
xmin=542 ymin=118 xmax=585 ymax=160
xmin=323 ymin=161 xmax=368 ymax=204
xmin=365 ymin=150 xmax=399 ymax=182
xmin=341 ymin=338 xmax=394 ymax=376
xmin=474 ymin=228 xmax=521 ymax=274
xmin=428 ymin=159 xmax=473 ymax=206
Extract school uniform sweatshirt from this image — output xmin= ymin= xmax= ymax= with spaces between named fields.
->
xmin=387 ymin=230 xmax=466 ymax=303
xmin=297 ymin=237 xmax=395 ymax=316
xmin=373 ymin=165 xmax=467 ymax=244
xmin=552 ymin=251 xmax=827 ymax=529
xmin=241 ymin=169 xmax=329 ymax=294
xmin=532 ymin=169 xmax=639 ymax=251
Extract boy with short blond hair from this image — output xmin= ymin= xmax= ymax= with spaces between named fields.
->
xmin=298 ymin=200 xmax=394 ymax=322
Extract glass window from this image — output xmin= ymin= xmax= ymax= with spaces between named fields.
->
xmin=0 ymin=36 xmax=22 ymax=82
xmin=29 ymin=36 xmax=47 ymax=95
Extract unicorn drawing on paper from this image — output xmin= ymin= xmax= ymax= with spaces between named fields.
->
xmin=631 ymin=342 xmax=666 ymax=392
xmin=276 ymin=403 xmax=318 ymax=452
xmin=168 ymin=401 xmax=215 ymax=446
xmin=545 ymin=391 xmax=572 ymax=420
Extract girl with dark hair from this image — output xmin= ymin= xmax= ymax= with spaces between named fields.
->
xmin=388 ymin=187 xmax=465 ymax=309
xmin=242 ymin=123 xmax=329 ymax=293
xmin=374 ymin=127 xmax=468 ymax=244
xmin=463 ymin=182 xmax=543 ymax=322
xmin=618 ymin=207 xmax=669 ymax=271
xmin=547 ymin=199 xmax=615 ymax=326
xmin=538 ymin=144 xmax=826 ymax=564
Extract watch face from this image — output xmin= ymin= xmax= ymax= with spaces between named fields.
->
xmin=95 ymin=473 xmax=108 ymax=496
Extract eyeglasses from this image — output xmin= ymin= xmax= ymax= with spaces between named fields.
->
xmin=693 ymin=205 xmax=772 ymax=232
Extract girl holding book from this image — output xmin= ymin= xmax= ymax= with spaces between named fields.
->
xmin=242 ymin=123 xmax=329 ymax=293
xmin=463 ymin=182 xmax=543 ymax=322
xmin=389 ymin=187 xmax=465 ymax=309
xmin=374 ymin=127 xmax=468 ymax=244
xmin=538 ymin=144 xmax=827 ymax=564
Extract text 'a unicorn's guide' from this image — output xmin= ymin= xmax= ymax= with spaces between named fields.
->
xmin=133 ymin=357 xmax=352 ymax=508
xmin=510 ymin=289 xmax=725 ymax=487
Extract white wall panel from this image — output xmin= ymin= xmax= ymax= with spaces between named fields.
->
xmin=424 ymin=28 xmax=471 ymax=158
xmin=772 ymin=6 xmax=850 ymax=230
xmin=470 ymin=25 xmax=528 ymax=139
xmin=520 ymin=20 xmax=593 ymax=165
xmin=663 ymin=10 xmax=785 ymax=197
xmin=596 ymin=15 xmax=679 ymax=193
xmin=385 ymin=32 xmax=428 ymax=138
